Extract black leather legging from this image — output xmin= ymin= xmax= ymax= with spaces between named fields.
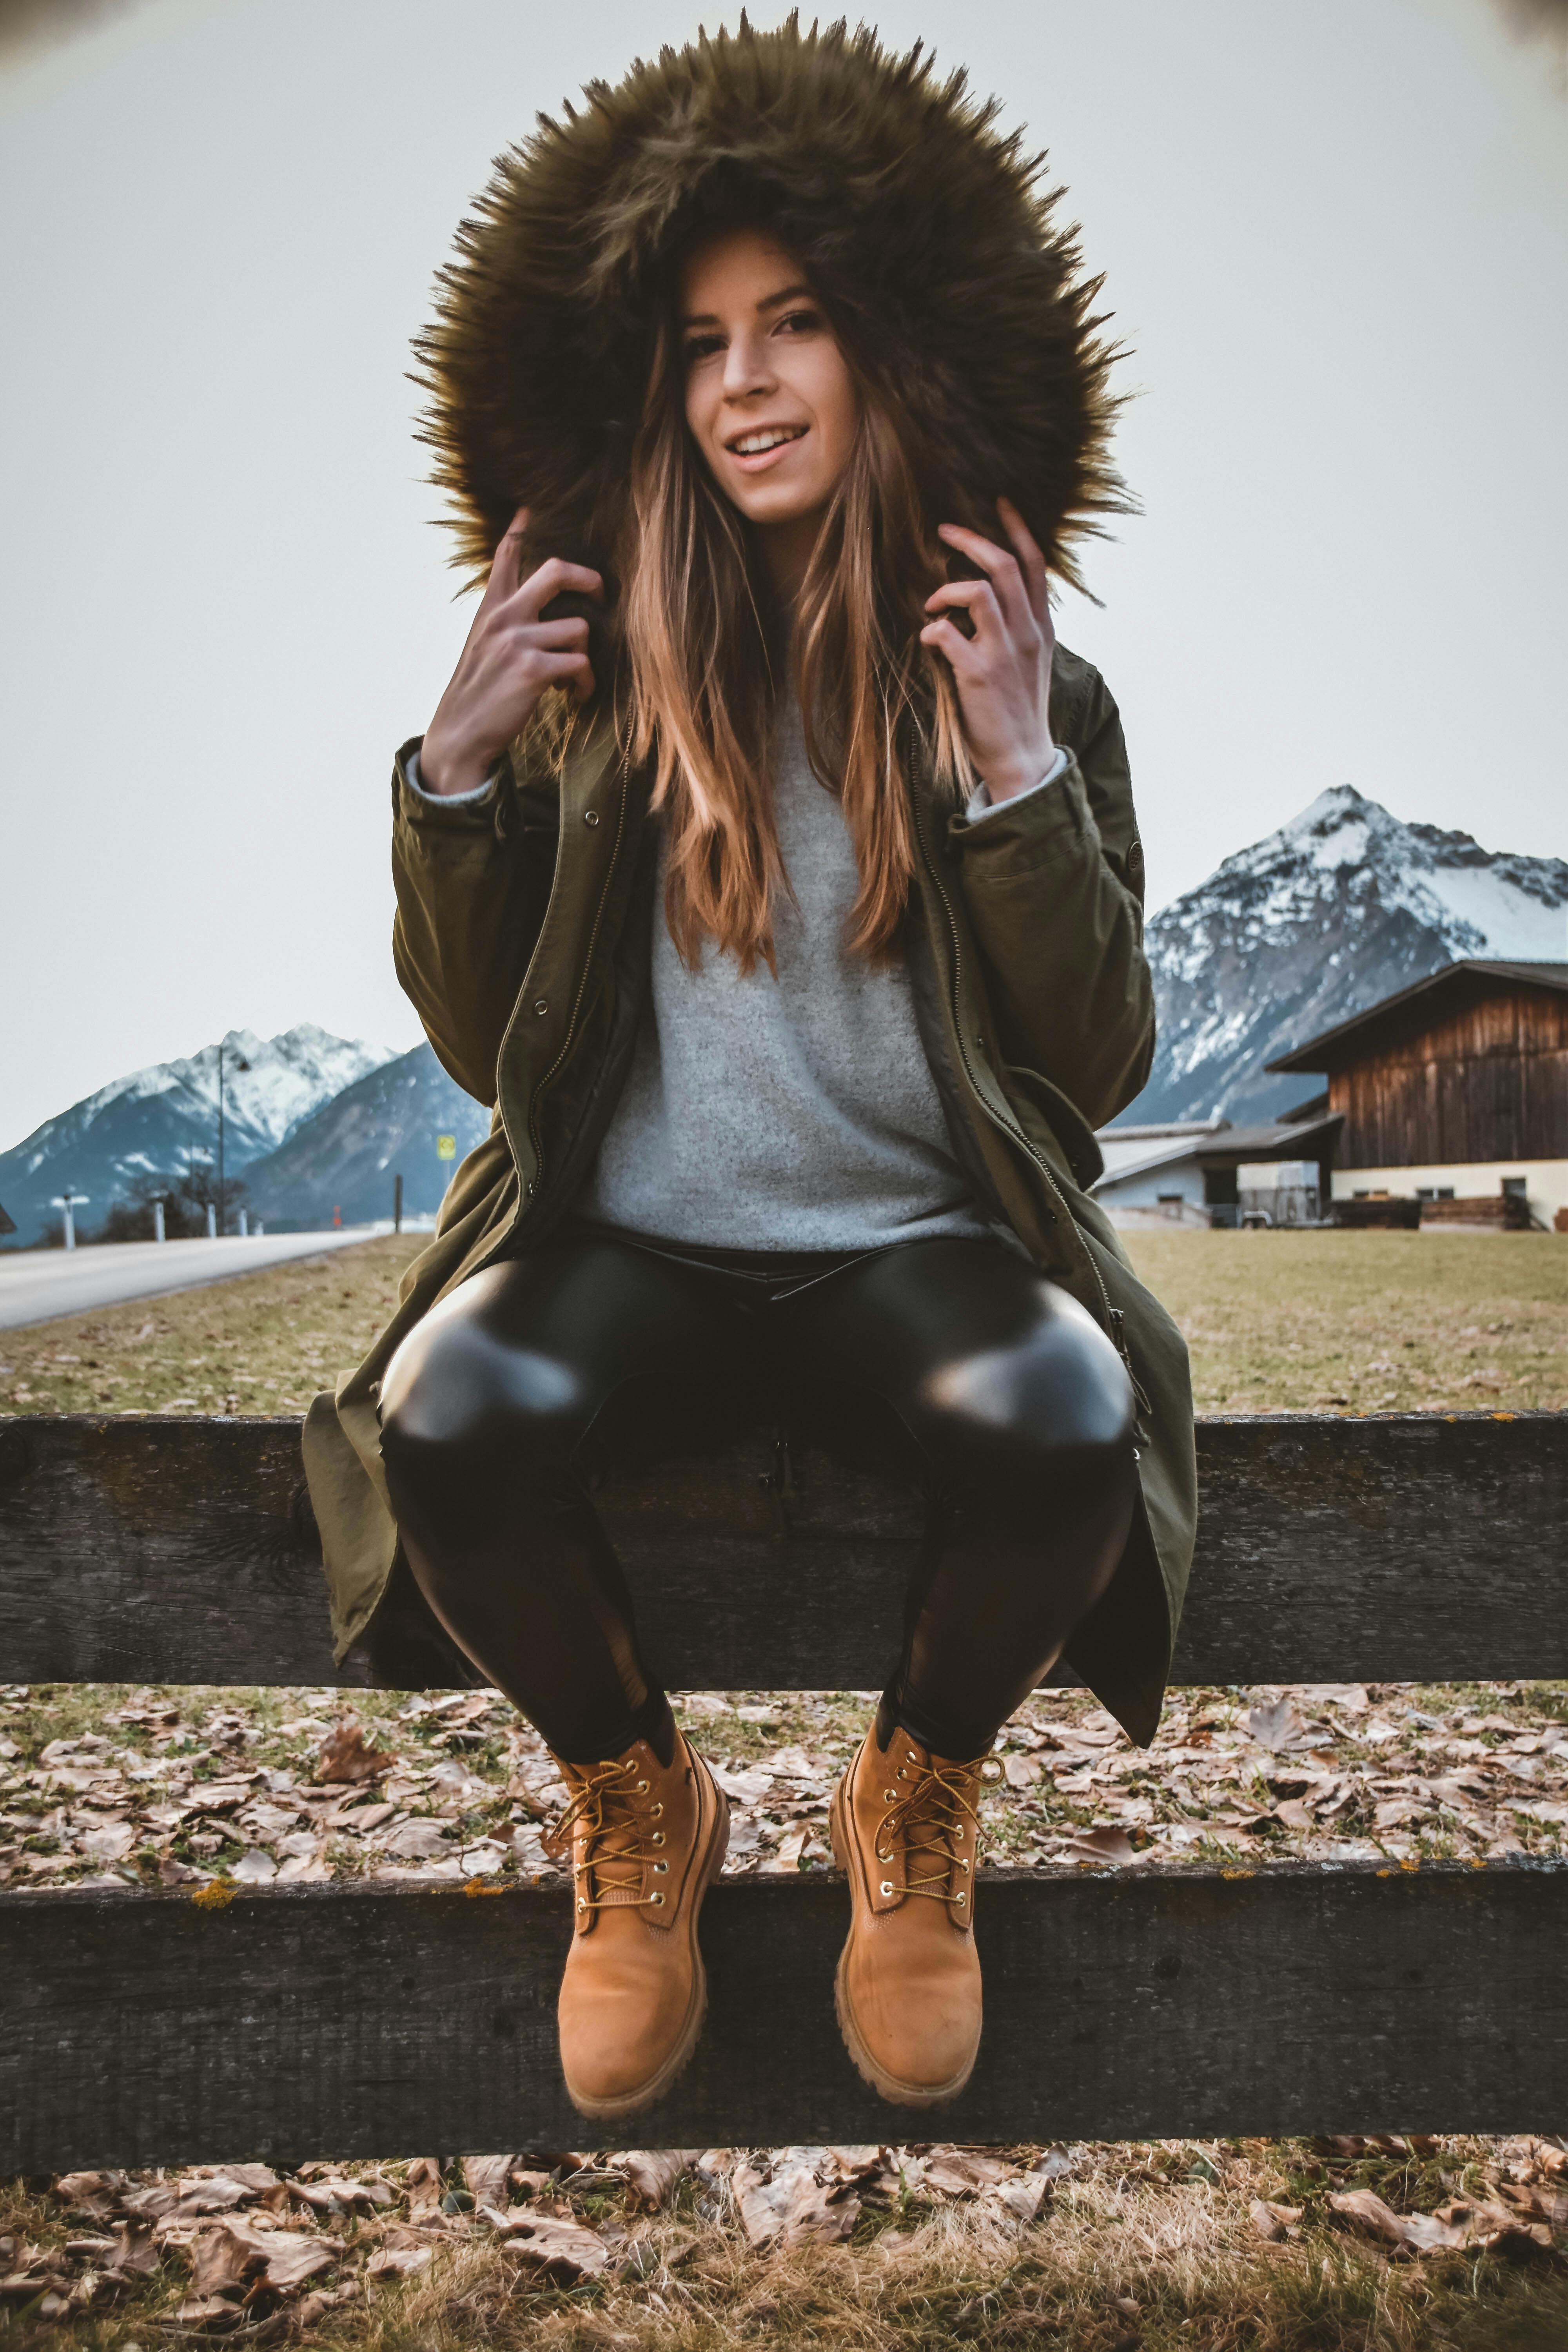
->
xmin=377 ymin=1227 xmax=1136 ymax=1765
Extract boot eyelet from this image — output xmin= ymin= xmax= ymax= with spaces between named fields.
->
xmin=651 ymin=1832 xmax=665 ymax=1847
xmin=955 ymin=1892 xmax=967 ymax=1906
xmin=650 ymin=1801 xmax=663 ymax=1817
xmin=650 ymin=1891 xmax=666 ymax=1906
xmin=960 ymin=1858 xmax=970 ymax=1871
xmin=652 ymin=1860 xmax=668 ymax=1873
xmin=635 ymin=1779 xmax=649 ymax=1793
xmin=879 ymin=1881 xmax=895 ymax=1897
xmin=876 ymin=1848 xmax=891 ymax=1861
xmin=577 ymin=1897 xmax=587 ymax=1911
xmin=884 ymin=1788 xmax=897 ymax=1802
xmin=906 ymin=1750 xmax=918 ymax=1762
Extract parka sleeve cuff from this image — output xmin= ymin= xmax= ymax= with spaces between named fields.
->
xmin=948 ymin=746 xmax=1100 ymax=878
xmin=963 ymin=744 xmax=1069 ymax=824
xmin=393 ymin=736 xmax=508 ymax=826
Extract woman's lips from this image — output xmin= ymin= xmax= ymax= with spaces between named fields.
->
xmin=724 ymin=427 xmax=809 ymax=474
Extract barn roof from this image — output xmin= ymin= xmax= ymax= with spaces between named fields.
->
xmin=1092 ymin=1111 xmax=1342 ymax=1194
xmin=1267 ymin=960 xmax=1568 ymax=1075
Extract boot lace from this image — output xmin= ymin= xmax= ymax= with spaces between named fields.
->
xmin=542 ymin=1759 xmax=662 ymax=1917
xmin=876 ymin=1749 xmax=985 ymax=1911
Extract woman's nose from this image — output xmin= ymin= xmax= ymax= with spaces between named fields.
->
xmin=721 ymin=330 xmax=774 ymax=400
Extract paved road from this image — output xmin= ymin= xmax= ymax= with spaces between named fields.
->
xmin=0 ymin=1229 xmax=377 ymax=1331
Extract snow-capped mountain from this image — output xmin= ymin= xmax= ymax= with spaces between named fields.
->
xmin=1123 ymin=786 xmax=1568 ymax=1127
xmin=242 ymin=1044 xmax=491 ymax=1231
xmin=0 ymin=1025 xmax=399 ymax=1247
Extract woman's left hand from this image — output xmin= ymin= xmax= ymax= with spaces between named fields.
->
xmin=920 ymin=497 xmax=1056 ymax=802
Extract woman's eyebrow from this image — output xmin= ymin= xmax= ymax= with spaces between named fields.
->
xmin=678 ymin=283 xmax=815 ymax=330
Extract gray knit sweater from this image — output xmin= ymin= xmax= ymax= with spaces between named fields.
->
xmin=581 ymin=700 xmax=1007 ymax=1251
xmin=407 ymin=715 xmax=1062 ymax=1254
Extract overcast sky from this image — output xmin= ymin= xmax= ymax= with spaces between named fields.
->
xmin=2 ymin=0 xmax=1564 ymax=1145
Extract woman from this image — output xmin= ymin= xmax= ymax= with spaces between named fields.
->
xmin=304 ymin=18 xmax=1196 ymax=2120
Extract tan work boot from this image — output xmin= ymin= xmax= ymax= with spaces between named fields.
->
xmin=542 ymin=1724 xmax=728 ymax=2118
xmin=829 ymin=1719 xmax=986 ymax=2107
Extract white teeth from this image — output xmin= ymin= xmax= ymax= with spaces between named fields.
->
xmin=733 ymin=428 xmax=803 ymax=455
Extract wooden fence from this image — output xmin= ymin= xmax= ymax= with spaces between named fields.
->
xmin=2 ymin=1410 xmax=1566 ymax=2172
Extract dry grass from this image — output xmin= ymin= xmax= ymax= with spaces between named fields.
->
xmin=2 ymin=1230 xmax=1565 ymax=1423
xmin=4 ymin=2136 xmax=1567 ymax=2351
xmin=1123 ymin=1230 xmax=1568 ymax=1416
xmin=0 ymin=1237 xmax=424 ymax=1417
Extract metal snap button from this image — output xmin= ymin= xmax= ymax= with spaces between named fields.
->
xmin=533 ymin=999 xmax=548 ymax=1015
xmin=583 ymin=808 xmax=600 ymax=826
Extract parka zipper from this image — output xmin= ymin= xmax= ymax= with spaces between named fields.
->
xmin=522 ymin=759 xmax=631 ymax=1211
xmin=912 ymin=796 xmax=1152 ymax=1420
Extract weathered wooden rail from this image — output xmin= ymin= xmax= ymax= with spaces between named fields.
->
xmin=2 ymin=1409 xmax=1566 ymax=2172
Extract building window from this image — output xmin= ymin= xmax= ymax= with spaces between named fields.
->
xmin=1502 ymin=1177 xmax=1527 ymax=1198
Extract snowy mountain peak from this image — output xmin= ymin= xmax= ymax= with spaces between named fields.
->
xmin=1124 ymin=786 xmax=1568 ymax=1127
xmin=0 ymin=1026 xmax=401 ymax=1247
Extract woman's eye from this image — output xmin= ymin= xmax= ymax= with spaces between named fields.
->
xmin=683 ymin=334 xmax=724 ymax=365
xmin=776 ymin=308 xmax=822 ymax=336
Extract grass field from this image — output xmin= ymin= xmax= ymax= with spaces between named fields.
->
xmin=2 ymin=1228 xmax=1565 ymax=1420
xmin=2 ymin=1228 xmax=1565 ymax=2348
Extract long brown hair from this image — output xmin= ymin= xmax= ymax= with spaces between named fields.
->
xmin=603 ymin=293 xmax=978 ymax=976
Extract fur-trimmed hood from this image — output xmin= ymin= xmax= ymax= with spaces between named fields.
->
xmin=417 ymin=14 xmax=1124 ymax=593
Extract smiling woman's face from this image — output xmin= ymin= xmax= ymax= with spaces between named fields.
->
xmin=679 ymin=227 xmax=860 ymax=542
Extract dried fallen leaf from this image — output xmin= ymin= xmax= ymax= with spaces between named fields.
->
xmin=77 ymin=1822 xmax=135 ymax=1863
xmin=920 ymin=2150 xmax=1017 ymax=2198
xmin=991 ymin=2172 xmax=1049 ymax=2224
xmin=1247 ymin=1695 xmax=1313 ymax=1753
xmin=313 ymin=1720 xmax=394 ymax=1786
xmin=488 ymin=2210 xmax=613 ymax=2281
xmin=190 ymin=2223 xmax=267 ymax=2299
xmin=109 ymin=2219 xmax=159 ymax=2276
xmin=366 ymin=2245 xmax=432 ymax=2278
xmin=381 ymin=1820 xmax=452 ymax=1862
xmin=1067 ymin=1824 xmax=1138 ymax=1867
xmin=404 ymin=2159 xmax=443 ymax=2220
xmin=461 ymin=2156 xmax=515 ymax=2212
xmin=51 ymin=2172 xmax=124 ymax=2218
xmin=618 ymin=2150 xmax=699 ymax=2210
xmin=1249 ymin=2198 xmax=1302 ymax=2243
xmin=229 ymin=1849 xmax=278 ymax=1885
xmin=731 ymin=2154 xmax=858 ymax=2249
xmin=172 ymin=2293 xmax=242 ymax=2328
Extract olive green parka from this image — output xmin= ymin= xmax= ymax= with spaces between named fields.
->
xmin=302 ymin=18 xmax=1197 ymax=1742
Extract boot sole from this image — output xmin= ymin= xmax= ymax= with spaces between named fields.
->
xmin=829 ymin=1782 xmax=978 ymax=2111
xmin=562 ymin=1765 xmax=731 ymax=2121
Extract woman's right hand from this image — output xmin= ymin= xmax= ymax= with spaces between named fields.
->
xmin=419 ymin=506 xmax=603 ymax=797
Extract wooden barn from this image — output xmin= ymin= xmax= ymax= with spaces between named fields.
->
xmin=1269 ymin=960 xmax=1568 ymax=1230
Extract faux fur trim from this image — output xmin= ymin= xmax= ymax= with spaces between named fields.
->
xmin=415 ymin=13 xmax=1127 ymax=593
